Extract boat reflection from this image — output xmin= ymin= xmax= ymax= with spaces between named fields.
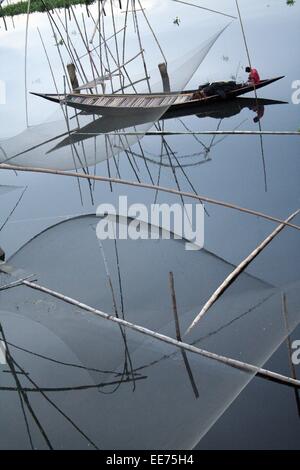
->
xmin=50 ymin=97 xmax=286 ymax=153
xmin=0 ymin=97 xmax=286 ymax=171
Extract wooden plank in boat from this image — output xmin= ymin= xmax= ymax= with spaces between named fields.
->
xmin=134 ymin=97 xmax=146 ymax=107
xmin=118 ymin=97 xmax=128 ymax=106
xmin=174 ymin=95 xmax=190 ymax=104
xmin=95 ymin=97 xmax=107 ymax=105
xmin=110 ymin=98 xmax=123 ymax=106
xmin=145 ymin=98 xmax=156 ymax=107
xmin=122 ymin=97 xmax=135 ymax=107
xmin=129 ymin=100 xmax=138 ymax=107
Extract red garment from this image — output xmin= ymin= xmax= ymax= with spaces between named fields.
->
xmin=248 ymin=68 xmax=260 ymax=85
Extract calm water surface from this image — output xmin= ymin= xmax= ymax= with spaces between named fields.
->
xmin=0 ymin=0 xmax=299 ymax=449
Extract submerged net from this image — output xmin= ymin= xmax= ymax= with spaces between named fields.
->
xmin=1 ymin=215 xmax=299 ymax=449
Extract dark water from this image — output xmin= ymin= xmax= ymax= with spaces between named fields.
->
xmin=0 ymin=1 xmax=300 ymax=450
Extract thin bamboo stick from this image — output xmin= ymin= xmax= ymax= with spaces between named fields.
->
xmin=97 ymin=236 xmax=136 ymax=389
xmin=0 ymin=275 xmax=36 ymax=292
xmin=122 ymin=0 xmax=130 ymax=88
xmin=0 ymin=375 xmax=146 ymax=393
xmin=24 ymin=0 xmax=31 ymax=128
xmin=5 ymin=335 xmax=136 ymax=377
xmin=186 ymin=209 xmax=300 ymax=334
xmin=131 ymin=0 xmax=151 ymax=92
xmin=235 ymin=0 xmax=267 ymax=192
xmin=17 ymin=278 xmax=300 ymax=390
xmin=169 ymin=272 xmax=199 ymax=399
xmin=63 ymin=76 xmax=83 ymax=205
xmin=0 ymin=5 xmax=8 ymax=30
xmin=1 ymin=163 xmax=300 ymax=233
xmin=172 ymin=0 xmax=237 ymax=19
xmin=0 ymin=324 xmax=34 ymax=449
xmin=78 ymin=27 xmax=125 ymax=61
xmin=154 ymin=128 xmax=165 ymax=203
xmin=89 ymin=11 xmax=142 ymax=94
xmin=10 ymin=352 xmax=100 ymax=450
xmin=44 ymin=130 xmax=297 ymax=138
xmin=0 ymin=186 xmax=27 ymax=233
xmin=101 ymin=10 xmax=115 ymax=93
xmin=138 ymin=0 xmax=167 ymax=64
xmin=90 ymin=0 xmax=107 ymax=43
xmin=110 ymin=131 xmax=300 ymax=136
xmin=110 ymin=0 xmax=123 ymax=91
xmin=38 ymin=26 xmax=93 ymax=201
xmin=0 ymin=323 xmax=53 ymax=449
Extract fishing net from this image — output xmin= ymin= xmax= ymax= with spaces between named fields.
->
xmin=1 ymin=215 xmax=299 ymax=449
xmin=0 ymin=17 xmax=228 ymax=170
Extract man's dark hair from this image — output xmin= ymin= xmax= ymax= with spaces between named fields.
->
xmin=245 ymin=66 xmax=251 ymax=73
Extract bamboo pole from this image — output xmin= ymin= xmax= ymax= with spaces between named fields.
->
xmin=38 ymin=27 xmax=93 ymax=202
xmin=97 ymin=236 xmax=136 ymax=388
xmin=131 ymin=0 xmax=151 ymax=93
xmin=235 ymin=0 xmax=267 ymax=192
xmin=138 ymin=0 xmax=167 ymax=64
xmin=0 ymin=375 xmax=146 ymax=393
xmin=0 ymin=186 xmax=27 ymax=233
xmin=88 ymin=7 xmax=144 ymax=94
xmin=101 ymin=9 xmax=115 ymax=93
xmin=159 ymin=129 xmax=186 ymax=209
xmin=41 ymin=130 xmax=299 ymax=137
xmin=186 ymin=209 xmax=300 ymax=334
xmin=0 ymin=275 xmax=36 ymax=292
xmin=78 ymin=27 xmax=125 ymax=61
xmin=110 ymin=0 xmax=123 ymax=91
xmin=0 ymin=323 xmax=52 ymax=449
xmin=154 ymin=126 xmax=165 ymax=203
xmin=172 ymin=0 xmax=237 ymax=19
xmin=178 ymin=118 xmax=209 ymax=152
xmin=0 ymin=325 xmax=34 ymax=449
xmin=1 ymin=163 xmax=300 ymax=233
xmin=161 ymin=133 xmax=199 ymax=196
xmin=24 ymin=0 xmax=31 ymax=128
xmin=9 ymin=351 xmax=100 ymax=450
xmin=63 ymin=76 xmax=83 ymax=205
xmin=4 ymin=334 xmax=137 ymax=377
xmin=90 ymin=0 xmax=107 ymax=43
xmin=0 ymin=5 xmax=8 ymax=30
xmin=11 ymin=278 xmax=300 ymax=390
xmin=111 ymin=131 xmax=300 ymax=136
xmin=169 ymin=272 xmax=199 ymax=399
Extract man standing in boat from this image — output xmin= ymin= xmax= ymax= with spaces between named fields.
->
xmin=245 ymin=66 xmax=261 ymax=85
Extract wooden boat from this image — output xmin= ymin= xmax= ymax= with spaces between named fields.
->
xmin=31 ymin=77 xmax=284 ymax=116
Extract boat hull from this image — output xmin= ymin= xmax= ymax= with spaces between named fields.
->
xmin=31 ymin=77 xmax=285 ymax=117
